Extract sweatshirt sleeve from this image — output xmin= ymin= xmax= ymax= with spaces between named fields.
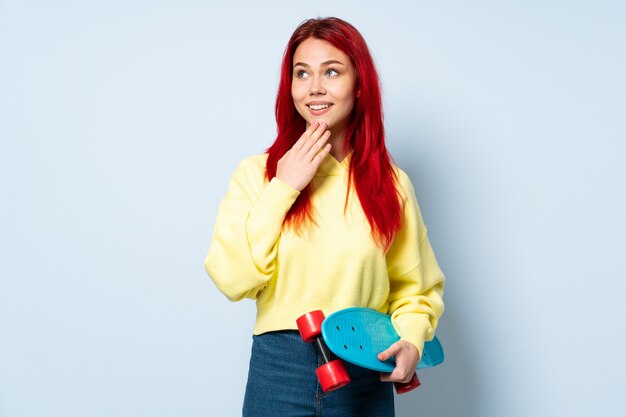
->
xmin=204 ymin=156 xmax=300 ymax=301
xmin=385 ymin=171 xmax=445 ymax=357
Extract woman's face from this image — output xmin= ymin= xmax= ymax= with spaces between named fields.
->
xmin=291 ymin=37 xmax=357 ymax=134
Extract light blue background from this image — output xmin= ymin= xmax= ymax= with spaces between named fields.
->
xmin=1 ymin=1 xmax=624 ymax=416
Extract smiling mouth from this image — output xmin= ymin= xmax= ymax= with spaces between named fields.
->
xmin=307 ymin=104 xmax=333 ymax=110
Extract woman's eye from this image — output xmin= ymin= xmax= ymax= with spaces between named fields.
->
xmin=296 ymin=70 xmax=309 ymax=78
xmin=326 ymin=68 xmax=339 ymax=76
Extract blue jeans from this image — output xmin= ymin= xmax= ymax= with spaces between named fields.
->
xmin=242 ymin=331 xmax=395 ymax=417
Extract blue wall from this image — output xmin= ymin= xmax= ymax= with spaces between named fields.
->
xmin=1 ymin=1 xmax=624 ymax=416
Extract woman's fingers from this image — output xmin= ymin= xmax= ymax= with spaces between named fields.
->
xmin=377 ymin=343 xmax=402 ymax=363
xmin=378 ymin=341 xmax=420 ymax=383
xmin=311 ymin=143 xmax=332 ymax=165
xmin=306 ymin=130 xmax=331 ymax=159
xmin=275 ymin=121 xmax=331 ymax=191
xmin=380 ymin=369 xmax=416 ymax=384
xmin=294 ymin=121 xmax=323 ymax=150
xmin=300 ymin=121 xmax=328 ymax=154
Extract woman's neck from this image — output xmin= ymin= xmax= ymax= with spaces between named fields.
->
xmin=327 ymin=128 xmax=352 ymax=162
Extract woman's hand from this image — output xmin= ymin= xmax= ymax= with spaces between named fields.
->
xmin=378 ymin=341 xmax=420 ymax=383
xmin=276 ymin=121 xmax=332 ymax=191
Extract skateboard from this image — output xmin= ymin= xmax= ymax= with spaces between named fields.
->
xmin=296 ymin=307 xmax=444 ymax=393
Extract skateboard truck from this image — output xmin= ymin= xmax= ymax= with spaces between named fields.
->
xmin=296 ymin=310 xmax=351 ymax=392
xmin=297 ymin=310 xmax=421 ymax=394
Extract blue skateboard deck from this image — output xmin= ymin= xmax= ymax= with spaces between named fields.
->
xmin=321 ymin=307 xmax=444 ymax=373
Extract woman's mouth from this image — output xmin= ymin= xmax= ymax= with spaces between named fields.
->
xmin=307 ymin=103 xmax=333 ymax=115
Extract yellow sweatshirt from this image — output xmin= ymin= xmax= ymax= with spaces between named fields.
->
xmin=204 ymin=152 xmax=445 ymax=356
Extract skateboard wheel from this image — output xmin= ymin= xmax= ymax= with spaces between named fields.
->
xmin=316 ymin=359 xmax=351 ymax=392
xmin=296 ymin=310 xmax=325 ymax=343
xmin=394 ymin=373 xmax=421 ymax=394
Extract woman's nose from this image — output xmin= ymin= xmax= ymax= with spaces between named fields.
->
xmin=309 ymin=76 xmax=326 ymax=95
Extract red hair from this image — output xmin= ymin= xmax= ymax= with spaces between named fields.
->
xmin=266 ymin=17 xmax=402 ymax=250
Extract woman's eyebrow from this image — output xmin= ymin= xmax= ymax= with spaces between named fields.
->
xmin=293 ymin=60 xmax=346 ymax=69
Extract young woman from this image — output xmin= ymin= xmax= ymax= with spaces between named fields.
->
xmin=205 ymin=17 xmax=445 ymax=417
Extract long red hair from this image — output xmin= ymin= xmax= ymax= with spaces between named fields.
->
xmin=266 ymin=17 xmax=402 ymax=250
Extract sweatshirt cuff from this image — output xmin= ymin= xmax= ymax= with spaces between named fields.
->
xmin=257 ymin=177 xmax=300 ymax=217
xmin=392 ymin=314 xmax=433 ymax=359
